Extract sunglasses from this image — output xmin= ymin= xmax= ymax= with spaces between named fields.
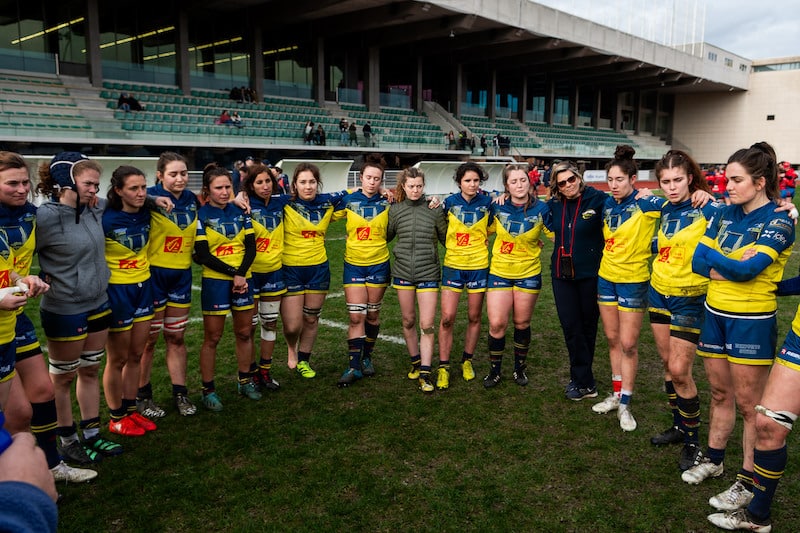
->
xmin=557 ymin=175 xmax=578 ymax=188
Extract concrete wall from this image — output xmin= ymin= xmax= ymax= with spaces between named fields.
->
xmin=672 ymin=68 xmax=800 ymax=163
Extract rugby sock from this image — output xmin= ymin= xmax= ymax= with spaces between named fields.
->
xmin=79 ymin=417 xmax=101 ymax=440
xmin=123 ymin=398 xmax=136 ymax=415
xmin=364 ymin=322 xmax=380 ymax=358
xmin=749 ymin=446 xmax=787 ymax=521
xmin=612 ymin=375 xmax=622 ymax=398
xmin=665 ymin=380 xmax=679 ymax=426
xmin=56 ymin=423 xmax=80 ymax=447
xmin=347 ymin=337 xmax=365 ymax=369
xmin=298 ymin=351 xmax=311 ymax=363
xmin=737 ymin=469 xmax=755 ymax=491
xmin=258 ymin=358 xmax=273 ymax=371
xmin=677 ymin=394 xmax=701 ymax=444
xmin=513 ymin=326 xmax=531 ymax=370
xmin=707 ymin=446 xmax=725 ymax=466
xmin=439 ymin=361 xmax=450 ymax=371
xmin=620 ymin=390 xmax=632 ymax=406
xmin=248 ymin=361 xmax=258 ymax=373
xmin=109 ymin=406 xmax=127 ymax=421
xmin=172 ymin=384 xmax=189 ymax=396
xmin=238 ymin=371 xmax=251 ymax=384
xmin=461 ymin=351 xmax=473 ymax=362
xmin=137 ymin=382 xmax=153 ymax=401
xmin=202 ymin=380 xmax=216 ymax=395
xmin=488 ymin=335 xmax=504 ymax=374
xmin=409 ymin=354 xmax=421 ymax=370
xmin=30 ymin=400 xmax=59 ymax=469
xmin=419 ymin=365 xmax=432 ymax=382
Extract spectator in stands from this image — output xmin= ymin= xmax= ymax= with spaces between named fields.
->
xmin=480 ymin=134 xmax=487 ymax=155
xmin=363 ymin=121 xmax=373 ymax=147
xmin=448 ymin=130 xmax=456 ymax=150
xmin=303 ymin=121 xmax=314 ymax=144
xmin=469 ymin=134 xmax=477 ymax=153
xmin=217 ymin=110 xmax=234 ymax=126
xmin=117 ymin=93 xmax=142 ymax=113
xmin=492 ymin=134 xmax=500 ymax=156
xmin=348 ymin=122 xmax=358 ymax=146
xmin=229 ymin=87 xmax=242 ymax=102
xmin=542 ymin=163 xmax=552 ymax=190
xmin=247 ymin=87 xmax=257 ymax=103
xmin=339 ymin=118 xmax=349 ymax=145
xmin=231 ymin=112 xmax=243 ymax=129
xmin=316 ymin=124 xmax=326 ymax=146
xmin=240 ymin=86 xmax=251 ymax=103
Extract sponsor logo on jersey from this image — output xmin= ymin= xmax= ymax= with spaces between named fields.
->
xmin=119 ymin=259 xmax=138 ymax=269
xmin=0 ymin=270 xmax=9 ymax=288
xmin=499 ymin=241 xmax=514 ymax=254
xmin=302 ymin=230 xmax=318 ymax=239
xmin=356 ymin=227 xmax=371 ymax=240
xmin=164 ymin=236 xmax=183 ymax=253
xmin=455 ymin=233 xmax=470 ymax=246
xmin=256 ymin=237 xmax=271 ymax=252
xmin=215 ymin=245 xmax=235 ymax=256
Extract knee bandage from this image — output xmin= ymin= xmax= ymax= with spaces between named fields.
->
xmin=346 ymin=302 xmax=367 ymax=315
xmin=259 ymin=301 xmax=280 ymax=341
xmin=367 ymin=301 xmax=382 ymax=313
xmin=420 ymin=326 xmax=436 ymax=336
xmin=302 ymin=306 xmax=322 ymax=318
xmin=49 ymin=358 xmax=80 ymax=375
xmin=80 ymin=349 xmax=105 ymax=368
xmin=164 ymin=313 xmax=189 ymax=334
xmin=149 ymin=319 xmax=164 ymax=336
xmin=756 ymin=404 xmax=797 ymax=431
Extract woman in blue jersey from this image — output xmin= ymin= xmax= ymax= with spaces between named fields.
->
xmin=139 ymin=152 xmax=198 ymax=417
xmin=683 ymin=143 xmax=795 ymax=520
xmin=483 ymin=164 xmax=549 ymax=389
xmin=333 ymin=161 xmax=391 ymax=388
xmin=387 ymin=167 xmax=448 ymax=393
xmin=280 ymin=163 xmax=346 ymax=378
xmin=438 ymin=162 xmax=493 ymax=389
xmin=648 ymin=150 xmax=720 ymax=471
xmin=591 ymin=145 xmax=664 ymax=432
xmin=103 ymin=166 xmax=158 ymax=437
xmin=242 ymin=162 xmax=287 ymax=392
xmin=194 ymin=163 xmax=257 ymax=411
xmin=545 ymin=161 xmax=606 ymax=401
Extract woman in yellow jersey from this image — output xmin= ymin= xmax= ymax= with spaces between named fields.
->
xmin=280 ymin=163 xmax=346 ymax=378
xmin=483 ymin=164 xmax=549 ymax=389
xmin=439 ymin=162 xmax=494 ymax=388
xmin=647 ymin=150 xmax=720 ymax=471
xmin=333 ymin=161 xmax=391 ymax=388
xmin=683 ymin=144 xmax=794 ymax=519
xmin=139 ymin=152 xmax=198 ymax=417
xmin=592 ymin=146 xmax=664 ymax=432
xmin=241 ymin=162 xmax=288 ymax=392
xmin=103 ymin=166 xmax=158 ymax=437
xmin=194 ymin=164 xmax=257 ymax=412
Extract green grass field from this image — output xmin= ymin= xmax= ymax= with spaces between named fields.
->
xmin=42 ymin=220 xmax=800 ymax=532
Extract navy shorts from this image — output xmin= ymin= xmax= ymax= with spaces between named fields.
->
xmin=283 ymin=262 xmax=331 ymax=294
xmin=343 ymin=260 xmax=390 ymax=288
xmin=598 ymin=277 xmax=648 ymax=311
xmin=441 ymin=266 xmax=488 ymax=293
xmin=108 ymin=281 xmax=155 ymax=332
xmin=14 ymin=311 xmax=42 ymax=361
xmin=201 ymin=277 xmax=255 ymax=315
xmin=252 ymin=269 xmax=287 ymax=298
xmin=40 ymin=302 xmax=112 ymax=342
xmin=151 ymin=266 xmax=192 ymax=310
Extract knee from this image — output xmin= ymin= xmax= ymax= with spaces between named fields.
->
xmin=204 ymin=330 xmax=223 ymax=347
xmin=709 ymin=384 xmax=732 ymax=406
xmin=233 ymin=327 xmax=252 ymax=343
xmin=440 ymin=314 xmax=455 ymax=330
xmin=401 ymin=317 xmax=416 ymax=330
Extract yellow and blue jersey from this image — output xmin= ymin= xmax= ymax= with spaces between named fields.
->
xmin=489 ymin=199 xmax=549 ymax=279
xmin=102 ymin=208 xmax=151 ymax=284
xmin=0 ymin=202 xmax=36 ymax=277
xmin=701 ymin=203 xmax=794 ymax=314
xmin=147 ymin=183 xmax=199 ymax=270
xmin=442 ymin=192 xmax=494 ymax=270
xmin=651 ymin=200 xmax=722 ymax=296
xmin=196 ymin=203 xmax=254 ymax=280
xmin=599 ymin=192 xmax=664 ymax=283
xmin=0 ymin=234 xmax=16 ymax=344
xmin=332 ymin=191 xmax=390 ymax=266
xmin=282 ymin=192 xmax=346 ymax=267
xmin=249 ymin=194 xmax=289 ymax=274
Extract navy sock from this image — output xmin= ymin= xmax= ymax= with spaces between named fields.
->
xmin=665 ymin=380 xmax=679 ymax=426
xmin=30 ymin=400 xmax=59 ymax=469
xmin=513 ymin=326 xmax=530 ymax=369
xmin=749 ymin=446 xmax=787 ymax=521
xmin=488 ymin=335 xmax=504 ymax=374
xmin=677 ymin=394 xmax=701 ymax=444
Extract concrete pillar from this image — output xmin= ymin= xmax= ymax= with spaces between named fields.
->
xmin=633 ymin=90 xmax=641 ymax=135
xmin=84 ymin=0 xmax=102 ymax=87
xmin=488 ymin=70 xmax=497 ymax=121
xmin=545 ymin=79 xmax=555 ymax=125
xmin=176 ymin=9 xmax=190 ymax=94
xmin=593 ymin=89 xmax=601 ymax=129
xmin=452 ymin=63 xmax=462 ymax=118
xmin=519 ymin=75 xmax=528 ymax=122
xmin=313 ymin=37 xmax=325 ymax=105
xmin=250 ymin=26 xmax=264 ymax=101
xmin=366 ymin=46 xmax=380 ymax=112
xmin=415 ymin=57 xmax=424 ymax=112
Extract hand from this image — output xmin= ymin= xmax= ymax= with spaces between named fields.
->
xmin=427 ymin=195 xmax=441 ymax=209
xmin=19 ymin=275 xmax=49 ymax=298
xmin=709 ymin=267 xmax=727 ymax=281
xmin=690 ymin=189 xmax=714 ymax=207
xmin=233 ymin=191 xmax=251 ymax=214
xmin=741 ymin=248 xmax=758 ymax=261
xmin=773 ymin=198 xmax=799 ymax=223
xmin=635 ymin=188 xmax=652 ymax=199
xmin=154 ymin=196 xmax=174 ymax=213
xmin=232 ymin=275 xmax=248 ymax=294
xmin=492 ymin=193 xmax=508 ymax=205
xmin=0 ymin=432 xmax=57 ymax=502
xmin=380 ymin=188 xmax=395 ymax=203
xmin=0 ymin=289 xmax=27 ymax=311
